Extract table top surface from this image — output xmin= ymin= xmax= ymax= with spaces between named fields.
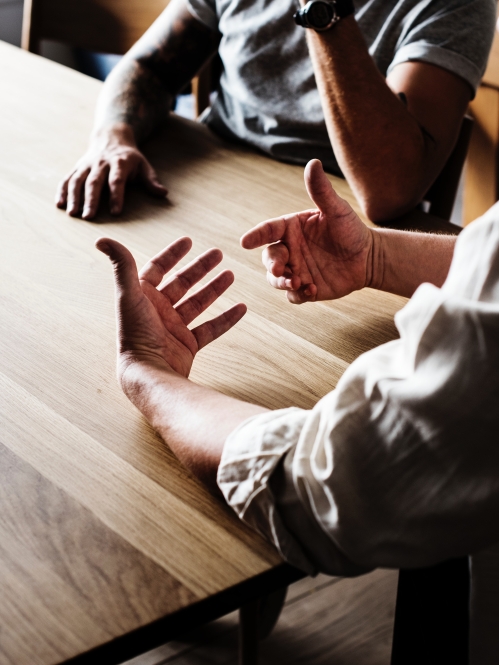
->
xmin=0 ymin=40 xmax=427 ymax=665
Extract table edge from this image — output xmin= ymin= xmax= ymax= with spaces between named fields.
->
xmin=59 ymin=564 xmax=305 ymax=665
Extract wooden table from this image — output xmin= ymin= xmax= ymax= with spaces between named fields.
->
xmin=0 ymin=40 xmax=458 ymax=665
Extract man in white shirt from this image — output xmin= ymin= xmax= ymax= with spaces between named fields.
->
xmin=96 ymin=159 xmax=499 ymax=662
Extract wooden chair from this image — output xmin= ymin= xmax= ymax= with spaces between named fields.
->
xmin=463 ymin=0 xmax=499 ymax=224
xmin=424 ymin=115 xmax=474 ymax=221
xmin=21 ymin=0 xmax=212 ymax=115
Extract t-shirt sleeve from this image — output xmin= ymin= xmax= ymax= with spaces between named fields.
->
xmin=387 ymin=0 xmax=496 ymax=95
xmin=185 ymin=0 xmax=219 ymax=31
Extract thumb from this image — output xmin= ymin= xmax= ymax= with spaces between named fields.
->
xmin=95 ymin=237 xmax=142 ymax=298
xmin=140 ymin=160 xmax=168 ymax=197
xmin=304 ymin=159 xmax=343 ymax=215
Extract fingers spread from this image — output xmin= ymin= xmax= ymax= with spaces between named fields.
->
xmin=82 ymin=164 xmax=109 ymax=220
xmin=159 ymin=248 xmax=223 ymax=305
xmin=192 ymin=303 xmax=247 ymax=350
xmin=66 ymin=168 xmax=90 ymax=217
xmin=304 ymin=159 xmax=343 ymax=216
xmin=139 ymin=159 xmax=168 ymax=198
xmin=95 ymin=237 xmax=142 ymax=299
xmin=240 ymin=217 xmax=287 ymax=250
xmin=176 ymin=270 xmax=234 ymax=325
xmin=139 ymin=237 xmax=193 ymax=287
xmin=263 ymin=242 xmax=290 ymax=277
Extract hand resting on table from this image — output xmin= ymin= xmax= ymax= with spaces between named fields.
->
xmin=57 ymin=124 xmax=167 ymax=220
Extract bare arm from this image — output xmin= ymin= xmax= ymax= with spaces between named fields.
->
xmin=95 ymin=237 xmax=265 ymax=491
xmin=123 ymin=363 xmax=265 ymax=491
xmin=57 ymin=0 xmax=220 ymax=220
xmin=305 ymin=16 xmax=471 ymax=221
xmin=370 ymin=228 xmax=456 ymax=298
xmin=96 ymin=0 xmax=220 ymax=141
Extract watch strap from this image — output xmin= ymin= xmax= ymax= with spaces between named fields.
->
xmin=294 ymin=0 xmax=355 ymax=31
xmin=334 ymin=0 xmax=355 ymax=19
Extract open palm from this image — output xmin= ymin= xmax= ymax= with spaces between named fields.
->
xmin=241 ymin=160 xmax=374 ymax=304
xmin=96 ymin=236 xmax=246 ymax=380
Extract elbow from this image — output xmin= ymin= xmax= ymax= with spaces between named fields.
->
xmin=359 ymin=188 xmax=421 ymax=224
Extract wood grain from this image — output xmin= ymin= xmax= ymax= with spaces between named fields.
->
xmin=0 ymin=41 xmax=407 ymax=664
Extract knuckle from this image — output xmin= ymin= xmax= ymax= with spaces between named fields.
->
xmin=73 ymin=171 xmax=88 ymax=185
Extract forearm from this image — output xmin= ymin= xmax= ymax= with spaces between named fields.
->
xmin=93 ymin=60 xmax=171 ymax=145
xmin=370 ymin=228 xmax=456 ymax=298
xmin=122 ymin=361 xmax=267 ymax=491
xmin=306 ymin=18 xmax=459 ymax=220
xmin=92 ymin=0 xmax=220 ymax=144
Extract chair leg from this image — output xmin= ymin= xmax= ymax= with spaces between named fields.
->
xmin=239 ymin=599 xmax=260 ymax=665
xmin=391 ymin=557 xmax=470 ymax=665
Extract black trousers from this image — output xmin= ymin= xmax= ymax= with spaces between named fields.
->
xmin=391 ymin=557 xmax=470 ymax=665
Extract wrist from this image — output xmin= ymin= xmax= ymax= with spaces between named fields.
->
xmin=118 ymin=355 xmax=177 ymax=402
xmin=365 ymin=229 xmax=384 ymax=291
xmin=92 ymin=122 xmax=138 ymax=149
xmin=296 ymin=0 xmax=355 ymax=27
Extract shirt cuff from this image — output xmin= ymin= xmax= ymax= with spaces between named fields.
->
xmin=217 ymin=408 xmax=317 ymax=575
xmin=185 ymin=0 xmax=219 ymax=32
xmin=387 ymin=43 xmax=482 ymax=97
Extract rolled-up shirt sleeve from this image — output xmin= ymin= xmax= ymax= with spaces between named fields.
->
xmin=218 ymin=204 xmax=499 ymax=575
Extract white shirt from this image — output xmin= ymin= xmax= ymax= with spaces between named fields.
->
xmin=218 ymin=204 xmax=499 ymax=664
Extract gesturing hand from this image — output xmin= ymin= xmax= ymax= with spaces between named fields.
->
xmin=96 ymin=236 xmax=246 ymax=382
xmin=241 ymin=159 xmax=375 ymax=304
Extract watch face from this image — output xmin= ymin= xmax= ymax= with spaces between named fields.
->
xmin=308 ymin=1 xmax=334 ymax=29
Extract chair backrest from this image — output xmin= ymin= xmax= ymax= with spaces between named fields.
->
xmin=21 ymin=0 xmax=213 ymax=115
xmin=22 ymin=0 xmax=169 ymax=56
xmin=425 ymin=115 xmax=474 ymax=221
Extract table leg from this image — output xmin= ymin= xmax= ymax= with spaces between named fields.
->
xmin=390 ymin=557 xmax=470 ymax=665
xmin=239 ymin=599 xmax=260 ymax=665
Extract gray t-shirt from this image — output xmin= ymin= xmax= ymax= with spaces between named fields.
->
xmin=186 ymin=0 xmax=496 ymax=173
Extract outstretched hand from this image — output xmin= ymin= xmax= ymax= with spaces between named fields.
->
xmin=241 ymin=159 xmax=374 ymax=304
xmin=96 ymin=236 xmax=246 ymax=382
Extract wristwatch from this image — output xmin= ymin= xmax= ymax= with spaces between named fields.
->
xmin=293 ymin=0 xmax=355 ymax=31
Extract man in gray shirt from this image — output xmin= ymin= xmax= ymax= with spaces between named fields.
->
xmin=56 ymin=0 xmax=495 ymax=222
